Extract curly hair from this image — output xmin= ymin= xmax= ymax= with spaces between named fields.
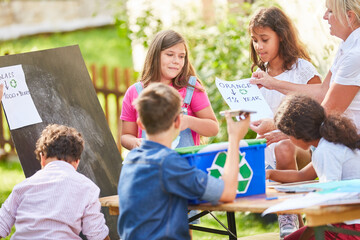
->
xmin=249 ymin=7 xmax=310 ymax=72
xmin=274 ymin=94 xmax=360 ymax=150
xmin=34 ymin=124 xmax=84 ymax=163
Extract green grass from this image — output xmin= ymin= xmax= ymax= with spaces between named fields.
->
xmin=192 ymin=212 xmax=279 ymax=239
xmin=0 ymin=26 xmax=133 ymax=69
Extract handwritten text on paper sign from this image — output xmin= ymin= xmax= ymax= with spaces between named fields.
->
xmin=215 ymin=77 xmax=273 ymax=121
xmin=0 ymin=64 xmax=42 ymax=130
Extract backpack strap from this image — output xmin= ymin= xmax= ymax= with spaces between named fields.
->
xmin=134 ymin=82 xmax=146 ymax=138
xmin=183 ymin=76 xmax=197 ymax=107
xmin=134 ymin=82 xmax=143 ymax=95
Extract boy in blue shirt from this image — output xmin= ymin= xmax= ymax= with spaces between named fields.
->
xmin=118 ymin=83 xmax=250 ymax=239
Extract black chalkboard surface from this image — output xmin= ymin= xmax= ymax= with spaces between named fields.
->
xmin=0 ymin=45 xmax=122 ymax=239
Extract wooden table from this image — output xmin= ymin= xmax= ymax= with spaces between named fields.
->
xmin=100 ymin=188 xmax=360 ymax=240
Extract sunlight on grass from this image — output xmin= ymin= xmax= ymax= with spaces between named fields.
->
xmin=0 ymin=26 xmax=132 ymax=69
xmin=192 ymin=212 xmax=279 ymax=239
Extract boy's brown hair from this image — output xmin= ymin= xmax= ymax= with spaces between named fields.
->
xmin=34 ymin=124 xmax=84 ymax=163
xmin=134 ymin=83 xmax=181 ymax=135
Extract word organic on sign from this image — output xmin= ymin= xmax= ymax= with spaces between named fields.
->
xmin=215 ymin=77 xmax=273 ymax=121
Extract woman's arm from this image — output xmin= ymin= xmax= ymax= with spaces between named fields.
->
xmin=266 ymin=162 xmax=317 ymax=183
xmin=120 ymin=121 xmax=142 ymax=150
xmin=322 ymin=82 xmax=360 ymax=114
xmin=180 ymin=106 xmax=219 ymax=137
xmin=251 ymin=71 xmax=331 ymax=103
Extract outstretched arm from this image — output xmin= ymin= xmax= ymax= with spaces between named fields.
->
xmin=219 ymin=113 xmax=250 ymax=202
xmin=250 ymin=118 xmax=276 ymax=135
xmin=322 ymin=82 xmax=360 ymax=114
xmin=266 ymin=162 xmax=317 ymax=183
xmin=250 ymin=71 xmax=331 ymax=103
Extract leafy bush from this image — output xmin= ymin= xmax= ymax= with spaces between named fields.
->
xmin=116 ymin=1 xmax=276 ymax=142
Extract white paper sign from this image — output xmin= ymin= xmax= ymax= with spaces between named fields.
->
xmin=1 ymin=65 xmax=42 ymax=130
xmin=215 ymin=77 xmax=273 ymax=121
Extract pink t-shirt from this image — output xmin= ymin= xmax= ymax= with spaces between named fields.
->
xmin=120 ymin=82 xmax=211 ymax=145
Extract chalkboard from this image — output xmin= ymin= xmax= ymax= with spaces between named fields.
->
xmin=0 ymin=45 xmax=122 ymax=239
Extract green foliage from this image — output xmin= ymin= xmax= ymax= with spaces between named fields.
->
xmin=0 ymin=161 xmax=24 ymax=206
xmin=184 ymin=6 xmax=255 ymax=142
xmin=116 ymin=1 xmax=273 ymax=142
xmin=114 ymin=0 xmax=163 ymax=49
xmin=0 ymin=26 xmax=133 ymax=69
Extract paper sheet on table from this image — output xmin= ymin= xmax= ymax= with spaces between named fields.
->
xmin=275 ymin=179 xmax=360 ymax=193
xmin=215 ymin=77 xmax=273 ymax=121
xmin=262 ymin=192 xmax=360 ymax=216
xmin=1 ymin=65 xmax=42 ymax=130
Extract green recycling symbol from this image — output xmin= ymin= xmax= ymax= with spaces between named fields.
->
xmin=10 ymin=79 xmax=17 ymax=88
xmin=239 ymin=89 xmax=248 ymax=95
xmin=207 ymin=151 xmax=253 ymax=193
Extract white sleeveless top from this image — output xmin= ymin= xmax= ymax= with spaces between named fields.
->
xmin=259 ymin=58 xmax=320 ymax=114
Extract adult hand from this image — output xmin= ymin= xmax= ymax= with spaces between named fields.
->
xmin=250 ymin=118 xmax=276 ymax=135
xmin=225 ymin=112 xmax=250 ymax=142
xmin=250 ymin=71 xmax=277 ymax=90
xmin=259 ymin=131 xmax=288 ymax=146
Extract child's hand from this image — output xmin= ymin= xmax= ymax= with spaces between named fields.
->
xmin=250 ymin=71 xmax=276 ymax=90
xmin=266 ymin=169 xmax=273 ymax=180
xmin=250 ymin=118 xmax=276 ymax=135
xmin=179 ymin=114 xmax=190 ymax=131
xmin=225 ymin=111 xmax=250 ymax=142
xmin=259 ymin=131 xmax=288 ymax=146
xmin=132 ymin=138 xmax=142 ymax=149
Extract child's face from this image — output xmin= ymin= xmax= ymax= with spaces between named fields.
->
xmin=289 ymin=136 xmax=311 ymax=150
xmin=160 ymin=43 xmax=186 ymax=84
xmin=251 ymin=27 xmax=280 ymax=64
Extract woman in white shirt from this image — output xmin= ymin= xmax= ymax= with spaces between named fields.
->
xmin=250 ymin=0 xmax=360 ymax=134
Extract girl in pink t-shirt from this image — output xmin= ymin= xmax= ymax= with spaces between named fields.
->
xmin=120 ymin=30 xmax=219 ymax=150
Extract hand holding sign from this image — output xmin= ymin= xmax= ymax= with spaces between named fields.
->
xmin=215 ymin=77 xmax=273 ymax=121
